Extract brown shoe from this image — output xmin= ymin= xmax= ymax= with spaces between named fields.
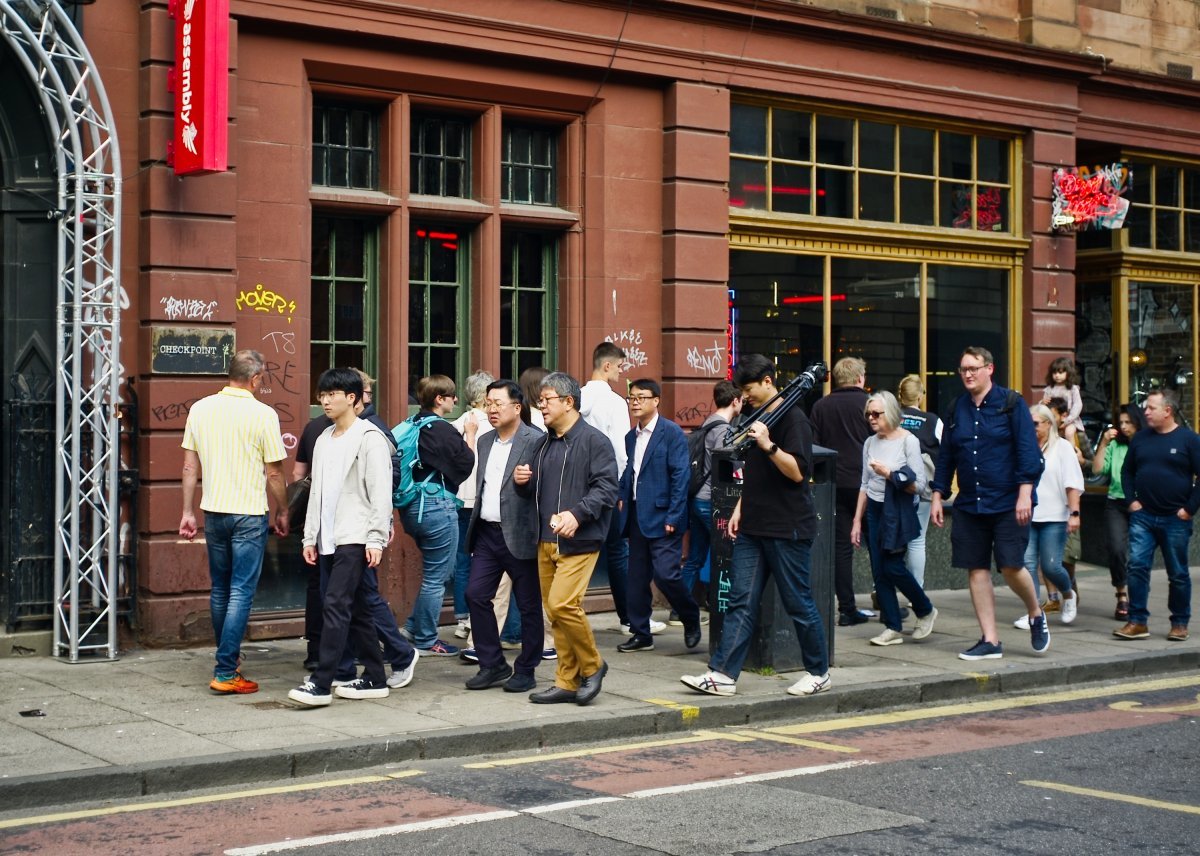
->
xmin=1168 ymin=626 xmax=1189 ymax=642
xmin=1041 ymin=599 xmax=1061 ymax=614
xmin=1113 ymin=622 xmax=1150 ymax=640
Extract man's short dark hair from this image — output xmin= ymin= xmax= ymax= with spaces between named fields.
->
xmin=733 ymin=354 xmax=775 ymax=388
xmin=541 ymin=372 xmax=582 ymax=411
xmin=713 ymin=380 xmax=739 ymax=408
xmin=961 ymin=345 xmax=994 ymax=366
xmin=1150 ymin=388 xmax=1181 ymax=418
xmin=229 ymin=349 xmax=265 ymax=381
xmin=317 ymin=367 xmax=363 ymax=406
xmin=629 ymin=378 xmax=661 ymax=398
xmin=486 ymin=379 xmax=523 ymax=405
xmin=592 ymin=341 xmax=625 ymax=369
xmin=1047 ymin=396 xmax=1069 ymax=415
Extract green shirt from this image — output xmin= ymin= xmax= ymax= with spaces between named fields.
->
xmin=1100 ymin=441 xmax=1129 ymax=500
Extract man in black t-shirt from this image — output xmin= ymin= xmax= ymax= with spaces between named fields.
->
xmin=681 ymin=354 xmax=830 ymax=698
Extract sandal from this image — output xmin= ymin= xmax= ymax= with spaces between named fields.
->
xmin=1115 ymin=593 xmax=1130 ymax=622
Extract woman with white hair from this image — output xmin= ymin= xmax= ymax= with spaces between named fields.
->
xmin=850 ymin=391 xmax=938 ymax=646
xmin=1015 ymin=404 xmax=1083 ymax=629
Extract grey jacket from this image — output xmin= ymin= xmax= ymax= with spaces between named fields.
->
xmin=466 ymin=421 xmax=542 ymax=561
xmin=302 ymin=418 xmax=393 ymax=552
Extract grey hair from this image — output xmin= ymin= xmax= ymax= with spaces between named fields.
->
xmin=1029 ymin=403 xmax=1059 ymax=451
xmin=540 ymin=371 xmax=582 ymax=411
xmin=463 ymin=370 xmax=495 ymax=407
xmin=229 ymin=349 xmax=265 ymax=381
xmin=865 ymin=390 xmax=903 ymax=431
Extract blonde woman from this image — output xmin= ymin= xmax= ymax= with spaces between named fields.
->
xmin=850 ymin=391 xmax=938 ymax=646
xmin=1016 ymin=404 xmax=1083 ymax=628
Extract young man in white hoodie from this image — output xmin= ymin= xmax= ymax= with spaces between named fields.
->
xmin=289 ymin=368 xmax=401 ymax=707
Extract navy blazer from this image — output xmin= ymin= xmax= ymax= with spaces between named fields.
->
xmin=618 ymin=415 xmax=690 ymax=537
xmin=466 ymin=421 xmax=543 ymax=561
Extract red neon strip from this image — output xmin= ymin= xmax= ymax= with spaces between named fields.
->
xmin=441 ymin=242 xmax=458 ymax=250
xmin=429 ymin=231 xmax=459 ymax=240
xmin=740 ymin=184 xmax=826 ymax=196
xmin=781 ymin=294 xmax=846 ymax=305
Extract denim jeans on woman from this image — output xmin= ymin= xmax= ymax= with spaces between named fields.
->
xmin=1023 ymin=520 xmax=1074 ymax=600
xmin=1126 ymin=510 xmax=1193 ymax=628
xmin=865 ymin=499 xmax=932 ymax=632
xmin=400 ymin=493 xmax=460 ymax=649
xmin=680 ymin=496 xmax=713 ymax=593
xmin=904 ymin=499 xmax=932 ymax=587
xmin=204 ymin=512 xmax=269 ymax=678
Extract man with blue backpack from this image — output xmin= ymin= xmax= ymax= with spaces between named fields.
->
xmin=394 ymin=374 xmax=476 ymax=656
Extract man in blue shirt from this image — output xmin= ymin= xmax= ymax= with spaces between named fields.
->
xmin=1115 ymin=389 xmax=1200 ymax=642
xmin=930 ymin=346 xmax=1047 ymax=660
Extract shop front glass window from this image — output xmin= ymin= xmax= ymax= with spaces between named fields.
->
xmin=1128 ymin=281 xmax=1195 ymax=426
xmin=926 ymin=265 xmax=1009 ymax=414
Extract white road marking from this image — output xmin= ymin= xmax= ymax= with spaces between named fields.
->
xmin=623 ymin=760 xmax=871 ymax=798
xmin=224 ymin=811 xmax=520 ymax=855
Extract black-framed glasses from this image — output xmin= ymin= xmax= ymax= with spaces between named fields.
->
xmin=958 ymin=364 xmax=990 ymax=376
xmin=866 ymin=410 xmax=885 ymax=418
xmin=626 ymin=394 xmax=656 ymax=403
xmin=536 ymin=395 xmax=563 ymax=407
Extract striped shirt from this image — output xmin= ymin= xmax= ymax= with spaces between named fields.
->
xmin=182 ymin=387 xmax=287 ymax=515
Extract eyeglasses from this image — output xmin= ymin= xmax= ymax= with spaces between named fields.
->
xmin=626 ymin=394 xmax=656 ymax=403
xmin=362 ymin=389 xmax=372 ymax=398
xmin=866 ymin=410 xmax=885 ymax=418
xmin=483 ymin=400 xmax=517 ymax=411
xmin=439 ymin=392 xmax=458 ymax=400
xmin=958 ymin=364 xmax=990 ymax=376
xmin=317 ymin=391 xmax=347 ymax=402
xmin=536 ymin=395 xmax=563 ymax=407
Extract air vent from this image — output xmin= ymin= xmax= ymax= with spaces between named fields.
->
xmin=1166 ymin=62 xmax=1193 ymax=80
xmin=865 ymin=5 xmax=899 ymax=20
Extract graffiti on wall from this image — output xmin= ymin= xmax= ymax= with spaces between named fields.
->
xmin=605 ymin=329 xmax=648 ymax=371
xmin=237 ymin=283 xmax=297 ymax=323
xmin=686 ymin=340 xmax=725 ymax=376
xmin=160 ymin=296 xmax=218 ymax=322
xmin=1052 ymin=164 xmax=1131 ymax=232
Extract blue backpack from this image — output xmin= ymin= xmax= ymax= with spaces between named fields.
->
xmin=391 ymin=414 xmax=439 ymax=515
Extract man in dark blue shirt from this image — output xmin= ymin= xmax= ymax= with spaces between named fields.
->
xmin=1115 ymin=389 xmax=1200 ymax=642
xmin=931 ymin=346 xmax=1047 ymax=661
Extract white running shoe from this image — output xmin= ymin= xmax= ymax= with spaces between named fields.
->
xmin=869 ymin=628 xmax=904 ymax=646
xmin=454 ymin=619 xmax=471 ymax=639
xmin=1013 ymin=614 xmax=1031 ymax=630
xmin=680 ymin=670 xmax=736 ymax=696
xmin=1061 ymin=594 xmax=1078 ymax=625
xmin=912 ymin=607 xmax=938 ymax=640
xmin=620 ymin=619 xmax=668 ymax=636
xmin=787 ymin=672 xmax=831 ymax=696
xmin=387 ymin=648 xmax=419 ymax=689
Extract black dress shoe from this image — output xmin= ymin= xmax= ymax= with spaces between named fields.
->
xmin=504 ymin=672 xmax=537 ymax=693
xmin=838 ymin=610 xmax=870 ymax=627
xmin=529 ymin=686 xmax=578 ymax=704
xmin=617 ymin=636 xmax=655 ymax=653
xmin=576 ymin=661 xmax=608 ymax=705
xmin=684 ymin=623 xmax=702 ymax=650
xmin=465 ymin=663 xmax=513 ymax=690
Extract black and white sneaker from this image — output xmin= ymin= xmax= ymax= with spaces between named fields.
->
xmin=334 ymin=678 xmax=390 ymax=700
xmin=288 ymin=680 xmax=332 ymax=707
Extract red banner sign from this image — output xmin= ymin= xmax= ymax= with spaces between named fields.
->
xmin=169 ymin=0 xmax=229 ymax=176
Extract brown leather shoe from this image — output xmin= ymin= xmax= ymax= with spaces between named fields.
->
xmin=1112 ymin=622 xmax=1150 ymax=639
xmin=1167 ymin=625 xmax=1189 ymax=642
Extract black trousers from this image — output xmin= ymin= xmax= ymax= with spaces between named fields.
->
xmin=465 ymin=522 xmax=543 ymax=675
xmin=626 ymin=501 xmax=699 ymax=641
xmin=833 ymin=487 xmax=861 ymax=613
xmin=311 ymin=545 xmax=385 ymax=691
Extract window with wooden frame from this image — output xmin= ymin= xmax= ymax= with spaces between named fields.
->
xmin=310 ymin=216 xmax=378 ymax=401
xmin=312 ymin=103 xmax=379 ymax=190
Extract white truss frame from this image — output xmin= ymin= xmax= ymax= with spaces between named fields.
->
xmin=0 ymin=0 xmax=122 ymax=660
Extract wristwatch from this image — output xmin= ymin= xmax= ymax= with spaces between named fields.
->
xmin=766 ymin=443 xmax=780 ymax=456
xmin=1069 ymin=510 xmax=1080 ymax=517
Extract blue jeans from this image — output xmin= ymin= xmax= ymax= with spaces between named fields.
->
xmin=204 ymin=512 xmax=269 ymax=678
xmin=681 ymin=496 xmax=713 ymax=593
xmin=597 ymin=511 xmax=629 ymax=625
xmin=1127 ymin=510 xmax=1193 ymax=627
xmin=401 ymin=494 xmax=460 ymax=648
xmin=709 ymin=532 xmax=828 ymax=680
xmin=1023 ymin=521 xmax=1074 ymax=600
xmin=453 ymin=507 xmax=473 ymax=620
xmin=904 ymin=499 xmax=932 ymax=587
xmin=865 ymin=500 xmax=932 ymax=632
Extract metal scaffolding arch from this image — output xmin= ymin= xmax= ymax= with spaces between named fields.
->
xmin=0 ymin=0 xmax=122 ymax=660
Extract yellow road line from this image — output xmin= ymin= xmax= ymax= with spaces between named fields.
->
xmin=1022 ymin=780 xmax=1200 ymax=815
xmin=730 ymin=729 xmax=859 ymax=753
xmin=0 ymin=771 xmax=422 ymax=830
xmin=761 ymin=674 xmax=1200 ymax=737
xmin=463 ymin=730 xmax=752 ymax=769
xmin=1109 ymin=692 xmax=1200 ymax=714
xmin=644 ymin=697 xmax=701 ymax=723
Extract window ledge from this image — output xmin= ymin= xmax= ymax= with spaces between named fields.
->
xmin=499 ymin=203 xmax=579 ymax=227
xmin=310 ymin=187 xmax=402 ymax=210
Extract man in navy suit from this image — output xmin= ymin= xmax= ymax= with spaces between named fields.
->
xmin=616 ymin=379 xmax=702 ymax=652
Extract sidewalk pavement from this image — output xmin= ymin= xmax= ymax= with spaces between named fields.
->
xmin=1 ymin=564 xmax=1196 ymax=811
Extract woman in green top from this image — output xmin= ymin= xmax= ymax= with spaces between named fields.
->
xmin=1091 ymin=403 xmax=1145 ymax=622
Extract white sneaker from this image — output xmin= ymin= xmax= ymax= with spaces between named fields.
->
xmin=288 ymin=680 xmax=332 ymax=707
xmin=334 ymin=678 xmax=390 ymax=700
xmin=912 ymin=607 xmax=938 ymax=640
xmin=1013 ymin=614 xmax=1031 ymax=630
xmin=387 ymin=649 xmax=419 ymax=688
xmin=1061 ymin=594 xmax=1077 ymax=625
xmin=649 ymin=619 xmax=666 ymax=635
xmin=680 ymin=670 xmax=737 ymax=696
xmin=787 ymin=672 xmax=831 ymax=696
xmin=454 ymin=619 xmax=471 ymax=639
xmin=870 ymin=628 xmax=904 ymax=646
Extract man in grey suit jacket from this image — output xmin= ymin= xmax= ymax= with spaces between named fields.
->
xmin=464 ymin=379 xmax=544 ymax=692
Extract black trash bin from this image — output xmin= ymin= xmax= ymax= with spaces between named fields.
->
xmin=707 ymin=444 xmax=837 ymax=669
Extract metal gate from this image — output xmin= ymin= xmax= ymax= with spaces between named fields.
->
xmin=3 ymin=373 xmax=55 ymax=627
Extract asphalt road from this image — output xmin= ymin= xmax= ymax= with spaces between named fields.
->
xmin=2 ymin=673 xmax=1197 ymax=855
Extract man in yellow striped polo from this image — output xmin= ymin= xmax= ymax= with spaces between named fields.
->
xmin=180 ymin=349 xmax=290 ymax=694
